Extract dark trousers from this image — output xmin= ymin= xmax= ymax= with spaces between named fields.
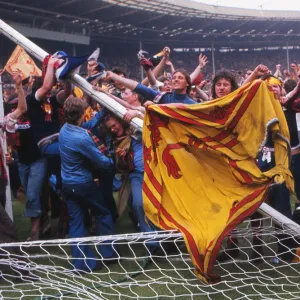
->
xmin=0 ymin=203 xmax=17 ymax=245
xmin=62 ymin=180 xmax=116 ymax=271
xmin=258 ymin=154 xmax=297 ymax=260
xmin=0 ymin=201 xmax=21 ymax=267
xmin=257 ymin=155 xmax=292 ymax=219
xmin=40 ymin=141 xmax=61 ymax=177
xmin=129 ymin=172 xmax=159 ymax=252
xmin=97 ymin=172 xmax=118 ymax=223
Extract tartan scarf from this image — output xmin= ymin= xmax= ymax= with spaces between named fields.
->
xmin=113 ymin=128 xmax=136 ymax=174
xmin=87 ymin=130 xmax=110 ymax=157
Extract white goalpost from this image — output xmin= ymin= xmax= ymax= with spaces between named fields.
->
xmin=1 ymin=19 xmax=300 ymax=299
xmin=0 ymin=19 xmax=143 ymax=133
xmin=0 ymin=73 xmax=13 ymax=220
xmin=0 ymin=216 xmax=299 ymax=299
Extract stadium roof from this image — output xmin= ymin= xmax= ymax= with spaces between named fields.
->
xmin=104 ymin=0 xmax=300 ymax=20
xmin=1 ymin=0 xmax=300 ymax=47
xmin=196 ymin=0 xmax=300 ymax=11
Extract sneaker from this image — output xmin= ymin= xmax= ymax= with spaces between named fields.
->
xmin=293 ymin=204 xmax=300 ymax=224
xmin=270 ymin=257 xmax=280 ymax=264
xmin=26 ymin=231 xmax=40 ymax=242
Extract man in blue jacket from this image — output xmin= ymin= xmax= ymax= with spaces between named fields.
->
xmin=59 ymin=97 xmax=116 ymax=272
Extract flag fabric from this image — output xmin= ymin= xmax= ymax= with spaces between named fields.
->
xmin=41 ymin=50 xmax=95 ymax=82
xmin=88 ymin=48 xmax=100 ymax=62
xmin=142 ymin=80 xmax=293 ymax=283
xmin=5 ymin=46 xmax=41 ymax=79
xmin=53 ymin=51 xmax=92 ymax=81
xmin=73 ymin=86 xmax=84 ymax=99
xmin=84 ymin=106 xmax=94 ymax=122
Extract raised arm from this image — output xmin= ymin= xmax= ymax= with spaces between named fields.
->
xmin=144 ymin=68 xmax=157 ymax=87
xmin=36 ymin=56 xmax=63 ymax=100
xmin=274 ymin=64 xmax=282 ymax=79
xmin=281 ymin=80 xmax=300 ymax=108
xmin=141 ymin=47 xmax=170 ymax=86
xmin=106 ymin=71 xmax=138 ymax=91
xmin=138 ymin=58 xmax=157 ymax=87
xmin=165 ymin=59 xmax=175 ymax=74
xmin=92 ymin=86 xmax=143 ymax=111
xmin=190 ymin=54 xmax=208 ymax=84
xmin=56 ymin=81 xmax=72 ymax=106
xmin=105 ymin=71 xmax=159 ymax=101
xmin=243 ymin=64 xmax=269 ymax=86
xmin=194 ymin=86 xmax=209 ymax=102
xmin=152 ymin=56 xmax=168 ymax=79
xmin=87 ymin=60 xmax=98 ymax=77
xmin=290 ymin=64 xmax=300 ymax=83
xmin=82 ymin=106 xmax=106 ymax=130
xmin=9 ymin=72 xmax=27 ymax=120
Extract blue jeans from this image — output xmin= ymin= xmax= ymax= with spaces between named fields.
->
xmin=40 ymin=141 xmax=61 ymax=178
xmin=129 ymin=172 xmax=159 ymax=251
xmin=18 ymin=158 xmax=47 ymax=218
xmin=62 ymin=181 xmax=116 ymax=271
xmin=96 ymin=172 xmax=118 ymax=223
xmin=113 ymin=175 xmax=123 ymax=191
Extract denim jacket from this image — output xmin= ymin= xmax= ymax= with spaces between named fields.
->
xmin=59 ymin=123 xmax=114 ymax=184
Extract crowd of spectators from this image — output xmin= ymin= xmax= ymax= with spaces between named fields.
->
xmin=1 ymin=49 xmax=299 ymax=97
xmin=0 ymin=45 xmax=300 ymax=274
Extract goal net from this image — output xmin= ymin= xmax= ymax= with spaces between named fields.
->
xmin=1 ymin=211 xmax=300 ymax=300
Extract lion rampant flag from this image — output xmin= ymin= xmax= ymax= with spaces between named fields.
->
xmin=142 ymin=80 xmax=293 ymax=283
xmin=5 ymin=45 xmax=41 ymax=79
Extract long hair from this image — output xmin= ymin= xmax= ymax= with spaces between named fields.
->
xmin=284 ymin=79 xmax=297 ymax=94
xmin=211 ymin=71 xmax=238 ymax=99
xmin=173 ymin=68 xmax=192 ymax=94
xmin=102 ymin=112 xmax=130 ymax=135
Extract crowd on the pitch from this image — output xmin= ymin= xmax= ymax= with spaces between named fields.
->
xmin=1 ymin=46 xmax=300 ymax=271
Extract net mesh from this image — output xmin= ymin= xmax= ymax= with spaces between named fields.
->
xmin=0 ymin=215 xmax=300 ymax=300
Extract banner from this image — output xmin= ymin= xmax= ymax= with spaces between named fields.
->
xmin=142 ymin=80 xmax=293 ymax=283
xmin=5 ymin=45 xmax=41 ymax=79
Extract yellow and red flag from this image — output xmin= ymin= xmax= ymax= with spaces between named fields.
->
xmin=142 ymin=80 xmax=293 ymax=283
xmin=5 ymin=45 xmax=41 ymax=79
xmin=84 ymin=106 xmax=94 ymax=122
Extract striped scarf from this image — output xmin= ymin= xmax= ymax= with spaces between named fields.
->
xmin=113 ymin=128 xmax=135 ymax=174
xmin=87 ymin=130 xmax=110 ymax=157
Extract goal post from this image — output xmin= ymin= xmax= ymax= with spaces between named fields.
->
xmin=259 ymin=202 xmax=300 ymax=235
xmin=0 ymin=19 xmax=143 ymax=132
xmin=0 ymin=74 xmax=12 ymax=220
xmin=0 ymin=214 xmax=299 ymax=299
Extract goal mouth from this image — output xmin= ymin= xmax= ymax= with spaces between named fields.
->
xmin=0 ymin=215 xmax=299 ymax=300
